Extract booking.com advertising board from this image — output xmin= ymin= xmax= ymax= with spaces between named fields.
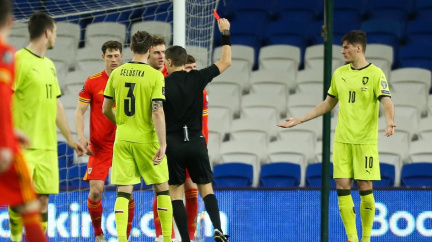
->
xmin=0 ymin=189 xmax=432 ymax=241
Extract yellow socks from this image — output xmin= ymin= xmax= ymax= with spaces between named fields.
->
xmin=337 ymin=189 xmax=358 ymax=242
xmin=360 ymin=190 xmax=375 ymax=242
xmin=8 ymin=207 xmax=23 ymax=242
xmin=114 ymin=192 xmax=131 ymax=241
xmin=156 ymin=190 xmax=173 ymax=242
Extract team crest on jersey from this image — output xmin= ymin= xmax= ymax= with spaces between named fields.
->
xmin=88 ymin=167 xmax=92 ymax=174
xmin=381 ymin=80 xmax=387 ymax=89
xmin=2 ymin=50 xmax=13 ymax=64
xmin=362 ymin=76 xmax=369 ymax=85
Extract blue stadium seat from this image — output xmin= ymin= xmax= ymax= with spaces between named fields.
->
xmin=334 ymin=0 xmax=367 ymax=20
xmin=367 ymin=0 xmax=414 ymax=23
xmin=231 ymin=0 xmax=272 ymax=23
xmin=374 ymin=163 xmax=395 ymax=187
xmin=259 ymin=162 xmax=301 ymax=187
xmin=305 ymin=163 xmax=336 ymax=188
xmin=361 ymin=19 xmax=406 ymax=50
xmin=230 ymin=20 xmax=264 ymax=69
xmin=406 ymin=20 xmax=432 ymax=46
xmin=273 ymin=0 xmax=323 ymax=22
xmin=309 ymin=17 xmax=361 ymax=45
xmin=401 ymin=163 xmax=432 ymax=187
xmin=58 ymin=141 xmax=74 ymax=165
xmin=213 ymin=163 xmax=253 ymax=187
xmin=415 ymin=0 xmax=432 ymax=21
xmin=398 ymin=44 xmax=432 ymax=72
xmin=59 ymin=156 xmax=68 ymax=186
xmin=133 ymin=179 xmax=152 ymax=190
xmin=12 ymin=0 xmax=44 ymax=20
xmin=67 ymin=163 xmax=89 ymax=189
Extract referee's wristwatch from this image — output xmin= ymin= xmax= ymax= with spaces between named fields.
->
xmin=221 ymin=29 xmax=230 ymax=36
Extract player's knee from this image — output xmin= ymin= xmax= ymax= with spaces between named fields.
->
xmin=89 ymin=189 xmax=103 ymax=200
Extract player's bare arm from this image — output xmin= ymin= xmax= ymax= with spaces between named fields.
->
xmin=380 ymin=96 xmax=396 ymax=137
xmin=75 ymin=102 xmax=94 ymax=155
xmin=151 ymin=100 xmax=166 ymax=165
xmin=214 ymin=18 xmax=232 ymax=74
xmin=56 ymin=99 xmax=86 ymax=156
xmin=277 ymin=95 xmax=338 ymax=128
xmin=102 ymin=97 xmax=116 ymax=124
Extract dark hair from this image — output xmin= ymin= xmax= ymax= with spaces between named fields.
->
xmin=151 ymin=35 xmax=166 ymax=47
xmin=28 ymin=12 xmax=55 ymax=40
xmin=101 ymin=40 xmax=123 ymax=54
xmin=165 ymin=46 xmax=187 ymax=66
xmin=341 ymin=30 xmax=367 ymax=53
xmin=186 ymin=54 xmax=195 ymax=64
xmin=131 ymin=31 xmax=152 ymax=54
xmin=0 ymin=0 xmax=12 ymax=27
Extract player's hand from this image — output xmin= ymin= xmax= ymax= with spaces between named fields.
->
xmin=277 ymin=117 xmax=302 ymax=128
xmin=385 ymin=122 xmax=396 ymax=137
xmin=15 ymin=129 xmax=30 ymax=148
xmin=218 ymin=18 xmax=230 ymax=32
xmin=0 ymin=148 xmax=13 ymax=174
xmin=69 ymin=140 xmax=87 ymax=157
xmin=153 ymin=144 xmax=166 ymax=165
xmin=78 ymin=136 xmax=94 ymax=155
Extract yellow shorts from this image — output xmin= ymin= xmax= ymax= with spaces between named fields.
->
xmin=333 ymin=142 xmax=381 ymax=181
xmin=111 ymin=140 xmax=168 ymax=186
xmin=24 ymin=149 xmax=59 ymax=194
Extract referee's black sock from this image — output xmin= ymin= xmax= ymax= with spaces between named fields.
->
xmin=203 ymin=194 xmax=223 ymax=233
xmin=171 ymin=200 xmax=190 ymax=242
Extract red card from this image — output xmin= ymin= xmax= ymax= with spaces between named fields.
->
xmin=213 ymin=9 xmax=220 ymax=21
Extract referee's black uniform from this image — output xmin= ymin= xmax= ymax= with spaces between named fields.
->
xmin=164 ymin=64 xmax=220 ymax=185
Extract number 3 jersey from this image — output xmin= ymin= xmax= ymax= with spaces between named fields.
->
xmin=104 ymin=61 xmax=165 ymax=144
xmin=79 ymin=70 xmax=116 ymax=150
xmin=12 ymin=48 xmax=61 ymax=151
xmin=328 ymin=63 xmax=391 ymax=145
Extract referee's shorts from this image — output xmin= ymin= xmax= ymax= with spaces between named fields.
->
xmin=166 ymin=131 xmax=214 ymax=185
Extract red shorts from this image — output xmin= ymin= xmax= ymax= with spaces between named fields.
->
xmin=83 ymin=148 xmax=113 ymax=182
xmin=0 ymin=152 xmax=37 ymax=207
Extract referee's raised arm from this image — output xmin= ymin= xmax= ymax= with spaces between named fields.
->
xmin=214 ymin=18 xmax=231 ymax=74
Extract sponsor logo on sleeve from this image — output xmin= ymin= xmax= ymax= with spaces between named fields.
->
xmin=162 ymin=86 xmax=165 ymax=96
xmin=381 ymin=90 xmax=390 ymax=94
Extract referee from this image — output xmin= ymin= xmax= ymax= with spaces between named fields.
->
xmin=164 ymin=18 xmax=231 ymax=242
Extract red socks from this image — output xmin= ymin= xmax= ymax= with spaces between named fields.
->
xmin=127 ymin=198 xmax=135 ymax=238
xmin=21 ymin=211 xmax=46 ymax=242
xmin=185 ymin=188 xmax=198 ymax=240
xmin=87 ymin=198 xmax=103 ymax=236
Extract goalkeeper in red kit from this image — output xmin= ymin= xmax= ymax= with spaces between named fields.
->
xmin=75 ymin=40 xmax=136 ymax=241
xmin=0 ymin=1 xmax=46 ymax=241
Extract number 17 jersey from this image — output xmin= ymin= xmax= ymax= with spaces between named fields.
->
xmin=104 ymin=62 xmax=165 ymax=144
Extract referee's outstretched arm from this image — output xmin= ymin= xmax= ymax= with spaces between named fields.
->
xmin=214 ymin=18 xmax=232 ymax=74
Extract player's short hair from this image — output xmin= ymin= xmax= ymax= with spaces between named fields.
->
xmin=341 ymin=30 xmax=367 ymax=53
xmin=165 ymin=46 xmax=187 ymax=67
xmin=151 ymin=35 xmax=166 ymax=47
xmin=28 ymin=12 xmax=56 ymax=41
xmin=131 ymin=31 xmax=152 ymax=54
xmin=0 ymin=0 xmax=12 ymax=27
xmin=101 ymin=40 xmax=123 ymax=54
xmin=186 ymin=54 xmax=196 ymax=64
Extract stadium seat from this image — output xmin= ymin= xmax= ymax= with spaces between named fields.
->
xmin=333 ymin=0 xmax=367 ymax=19
xmin=295 ymin=69 xmax=323 ymax=91
xmin=277 ymin=117 xmax=319 ymax=143
xmin=241 ymin=106 xmax=279 ymax=129
xmin=274 ymin=0 xmax=322 ymax=22
xmin=219 ymin=141 xmax=265 ymax=187
xmin=59 ymin=156 xmax=68 ymax=187
xmin=287 ymin=93 xmax=323 ymax=118
xmin=265 ymin=19 xmax=310 ymax=57
xmin=406 ymin=20 xmax=432 ymax=46
xmin=85 ymin=22 xmax=126 ymax=49
xmin=304 ymin=44 xmax=345 ymax=74
xmin=208 ymin=93 xmax=240 ymax=119
xmin=133 ymin=179 xmax=152 ymax=190
xmin=249 ymin=70 xmax=293 ymax=95
xmin=231 ymin=0 xmax=272 ymax=23
xmin=210 ymin=66 xmax=249 ymax=94
xmin=360 ymin=19 xmax=405 ymax=55
xmin=305 ymin=163 xmax=336 ymax=188
xmin=67 ymin=163 xmax=89 ymax=189
xmin=229 ymin=118 xmax=276 ymax=146
xmin=258 ymin=45 xmax=301 ymax=73
xmin=415 ymin=0 xmax=432 ymax=21
xmin=365 ymin=44 xmax=393 ymax=78
xmin=229 ymin=20 xmax=263 ymax=67
xmin=392 ymin=87 xmax=428 ymax=118
xmin=213 ymin=163 xmax=253 ymax=187
xmin=207 ymin=132 xmax=220 ymax=166
xmin=58 ymin=141 xmax=75 ymax=166
xmin=374 ymin=163 xmax=396 ymax=187
xmin=185 ymin=45 xmax=209 ymax=69
xmin=142 ymin=2 xmax=173 ymax=22
xmin=241 ymin=93 xmax=286 ymax=119
xmin=259 ymin=162 xmax=301 ymax=187
xmin=75 ymin=47 xmax=104 ymax=73
xmin=367 ymin=0 xmax=414 ymax=23
xmin=249 ymin=83 xmax=288 ymax=112
xmin=398 ymin=45 xmax=432 ymax=73
xmin=131 ymin=21 xmax=172 ymax=45
xmin=418 ymin=117 xmax=432 ymax=141
xmin=9 ymin=22 xmax=29 ymax=50
xmin=409 ymin=139 xmax=432 ymax=163
xmin=401 ymin=163 xmax=432 ymax=187
xmin=213 ymin=44 xmax=255 ymax=73
xmin=390 ymin=68 xmax=431 ymax=108
xmin=207 ymin=106 xmax=231 ymax=142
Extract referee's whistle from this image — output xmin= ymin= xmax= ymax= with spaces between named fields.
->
xmin=183 ymin=125 xmax=189 ymax=142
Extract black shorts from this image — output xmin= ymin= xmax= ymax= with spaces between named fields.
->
xmin=166 ymin=132 xmax=214 ymax=185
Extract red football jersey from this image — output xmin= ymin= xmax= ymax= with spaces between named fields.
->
xmin=0 ymin=41 xmax=18 ymax=153
xmin=202 ymin=89 xmax=209 ymax=144
xmin=78 ymin=71 xmax=116 ymax=150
